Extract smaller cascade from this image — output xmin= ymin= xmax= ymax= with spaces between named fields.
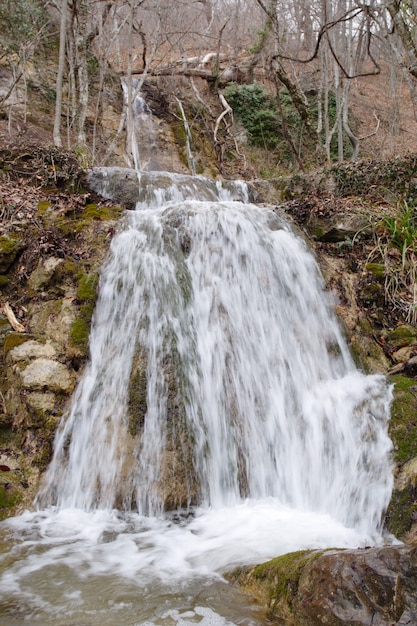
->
xmin=122 ymin=77 xmax=158 ymax=171
xmin=175 ymin=97 xmax=196 ymax=175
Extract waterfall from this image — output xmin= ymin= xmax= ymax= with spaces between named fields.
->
xmin=38 ymin=174 xmax=393 ymax=535
xmin=122 ymin=78 xmax=158 ymax=171
xmin=175 ymin=96 xmax=196 ymax=175
xmin=0 ymin=170 xmax=395 ymax=625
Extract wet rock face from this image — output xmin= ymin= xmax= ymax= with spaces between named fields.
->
xmin=293 ymin=547 xmax=417 ymax=625
xmin=234 ymin=546 xmax=417 ymax=626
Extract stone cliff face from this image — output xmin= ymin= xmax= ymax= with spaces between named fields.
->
xmin=0 ymin=149 xmax=124 ymax=512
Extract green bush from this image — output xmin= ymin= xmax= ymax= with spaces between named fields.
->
xmin=223 ymin=83 xmax=281 ymax=150
xmin=0 ymin=0 xmax=48 ymax=48
xmin=224 ymin=83 xmax=353 ymax=164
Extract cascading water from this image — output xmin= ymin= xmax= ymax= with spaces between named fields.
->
xmin=122 ymin=78 xmax=158 ymax=171
xmin=0 ymin=171 xmax=394 ymax=626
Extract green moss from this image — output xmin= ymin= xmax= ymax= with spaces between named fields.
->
xmin=389 ymin=375 xmax=417 ymax=465
xmin=386 ymin=325 xmax=417 ymax=347
xmin=0 ymin=484 xmax=22 ymax=521
xmin=83 ymin=203 xmax=123 ymax=220
xmin=0 ymin=234 xmax=21 ymax=256
xmin=366 ymin=263 xmax=385 ymax=279
xmin=77 ymin=273 xmax=99 ymax=301
xmin=53 ymin=260 xmax=81 ymax=284
xmin=69 ymin=272 xmax=99 ymax=354
xmin=3 ymin=333 xmax=32 ymax=353
xmin=385 ymin=484 xmax=417 ymax=538
xmin=251 ymin=550 xmax=325 ymax=616
xmin=0 ymin=275 xmax=8 ymax=287
xmin=70 ymin=317 xmax=90 ymax=354
xmin=128 ymin=367 xmax=147 ymax=436
xmin=37 ymin=200 xmax=51 ymax=215
xmin=33 ymin=416 xmax=60 ymax=470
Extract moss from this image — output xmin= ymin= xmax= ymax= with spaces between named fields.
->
xmin=0 ymin=234 xmax=22 ymax=256
xmin=32 ymin=416 xmax=60 ymax=471
xmin=366 ymin=263 xmax=385 ymax=279
xmin=128 ymin=367 xmax=147 ymax=436
xmin=0 ymin=275 xmax=8 ymax=287
xmin=385 ymin=373 xmax=417 ymax=539
xmin=69 ymin=272 xmax=99 ymax=354
xmin=69 ymin=317 xmax=90 ymax=354
xmin=389 ymin=375 xmax=417 ymax=466
xmin=52 ymin=260 xmax=81 ymax=285
xmin=385 ymin=484 xmax=417 ymax=538
xmin=37 ymin=200 xmax=51 ymax=215
xmin=386 ymin=325 xmax=417 ymax=347
xmin=0 ymin=484 xmax=22 ymax=521
xmin=229 ymin=549 xmax=328 ymax=622
xmin=83 ymin=204 xmax=124 ymax=220
xmin=0 ymin=424 xmax=13 ymax=445
xmin=3 ymin=333 xmax=32 ymax=353
xmin=77 ymin=272 xmax=99 ymax=301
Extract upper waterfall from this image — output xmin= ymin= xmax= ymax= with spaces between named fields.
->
xmin=38 ymin=169 xmax=393 ymax=537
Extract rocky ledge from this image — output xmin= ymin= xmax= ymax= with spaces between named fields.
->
xmin=229 ymin=544 xmax=417 ymax=625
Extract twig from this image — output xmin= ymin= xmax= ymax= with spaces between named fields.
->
xmin=2 ymin=302 xmax=25 ymax=332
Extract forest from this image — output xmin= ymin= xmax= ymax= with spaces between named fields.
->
xmin=2 ymin=0 xmax=417 ymax=172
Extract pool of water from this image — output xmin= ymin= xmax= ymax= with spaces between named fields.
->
xmin=0 ymin=501 xmax=384 ymax=625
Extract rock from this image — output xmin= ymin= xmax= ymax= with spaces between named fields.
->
xmin=311 ymin=212 xmax=371 ymax=243
xmin=392 ymin=346 xmax=415 ymax=364
xmin=28 ymin=297 xmax=77 ymax=353
xmin=0 ymin=315 xmax=12 ymax=347
xmin=87 ymin=167 xmax=254 ymax=209
xmin=0 ymin=234 xmax=24 ymax=273
xmin=386 ymin=325 xmax=417 ymax=348
xmin=233 ymin=546 xmax=417 ymax=626
xmin=20 ymin=358 xmax=74 ymax=393
xmin=27 ymin=257 xmax=64 ymax=293
xmin=7 ymin=339 xmax=56 ymax=363
xmin=294 ymin=546 xmax=417 ymax=625
xmin=26 ymin=391 xmax=56 ymax=414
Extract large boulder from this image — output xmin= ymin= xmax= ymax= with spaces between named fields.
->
xmin=20 ymin=358 xmax=74 ymax=393
xmin=231 ymin=545 xmax=417 ymax=625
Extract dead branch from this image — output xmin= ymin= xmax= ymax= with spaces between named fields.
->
xmin=214 ymin=93 xmax=233 ymax=143
xmin=2 ymin=302 xmax=25 ymax=332
xmin=358 ymin=112 xmax=381 ymax=140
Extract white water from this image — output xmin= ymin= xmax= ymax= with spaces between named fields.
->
xmin=0 ymin=174 xmax=394 ymax=625
xmin=122 ymin=80 xmax=158 ymax=171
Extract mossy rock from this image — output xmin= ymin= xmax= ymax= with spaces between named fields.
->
xmin=3 ymin=333 xmax=33 ymax=353
xmin=77 ymin=272 xmax=99 ymax=301
xmin=228 ymin=550 xmax=326 ymax=623
xmin=69 ymin=315 xmax=91 ymax=355
xmin=69 ymin=271 xmax=99 ymax=354
xmin=128 ymin=366 xmax=147 ymax=436
xmin=366 ymin=263 xmax=385 ymax=279
xmin=0 ymin=476 xmax=23 ymax=521
xmin=385 ymin=375 xmax=417 ymax=538
xmin=386 ymin=325 xmax=417 ymax=348
xmin=0 ymin=234 xmax=24 ymax=273
xmin=388 ymin=374 xmax=417 ymax=466
xmin=83 ymin=204 xmax=124 ymax=220
xmin=385 ymin=483 xmax=417 ymax=539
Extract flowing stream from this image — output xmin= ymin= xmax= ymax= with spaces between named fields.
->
xmin=0 ymin=171 xmax=394 ymax=625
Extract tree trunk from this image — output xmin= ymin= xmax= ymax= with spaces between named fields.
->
xmin=53 ymin=0 xmax=68 ymax=147
xmin=387 ymin=0 xmax=417 ymax=79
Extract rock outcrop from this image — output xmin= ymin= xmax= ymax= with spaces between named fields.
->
xmin=230 ymin=545 xmax=417 ymax=625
